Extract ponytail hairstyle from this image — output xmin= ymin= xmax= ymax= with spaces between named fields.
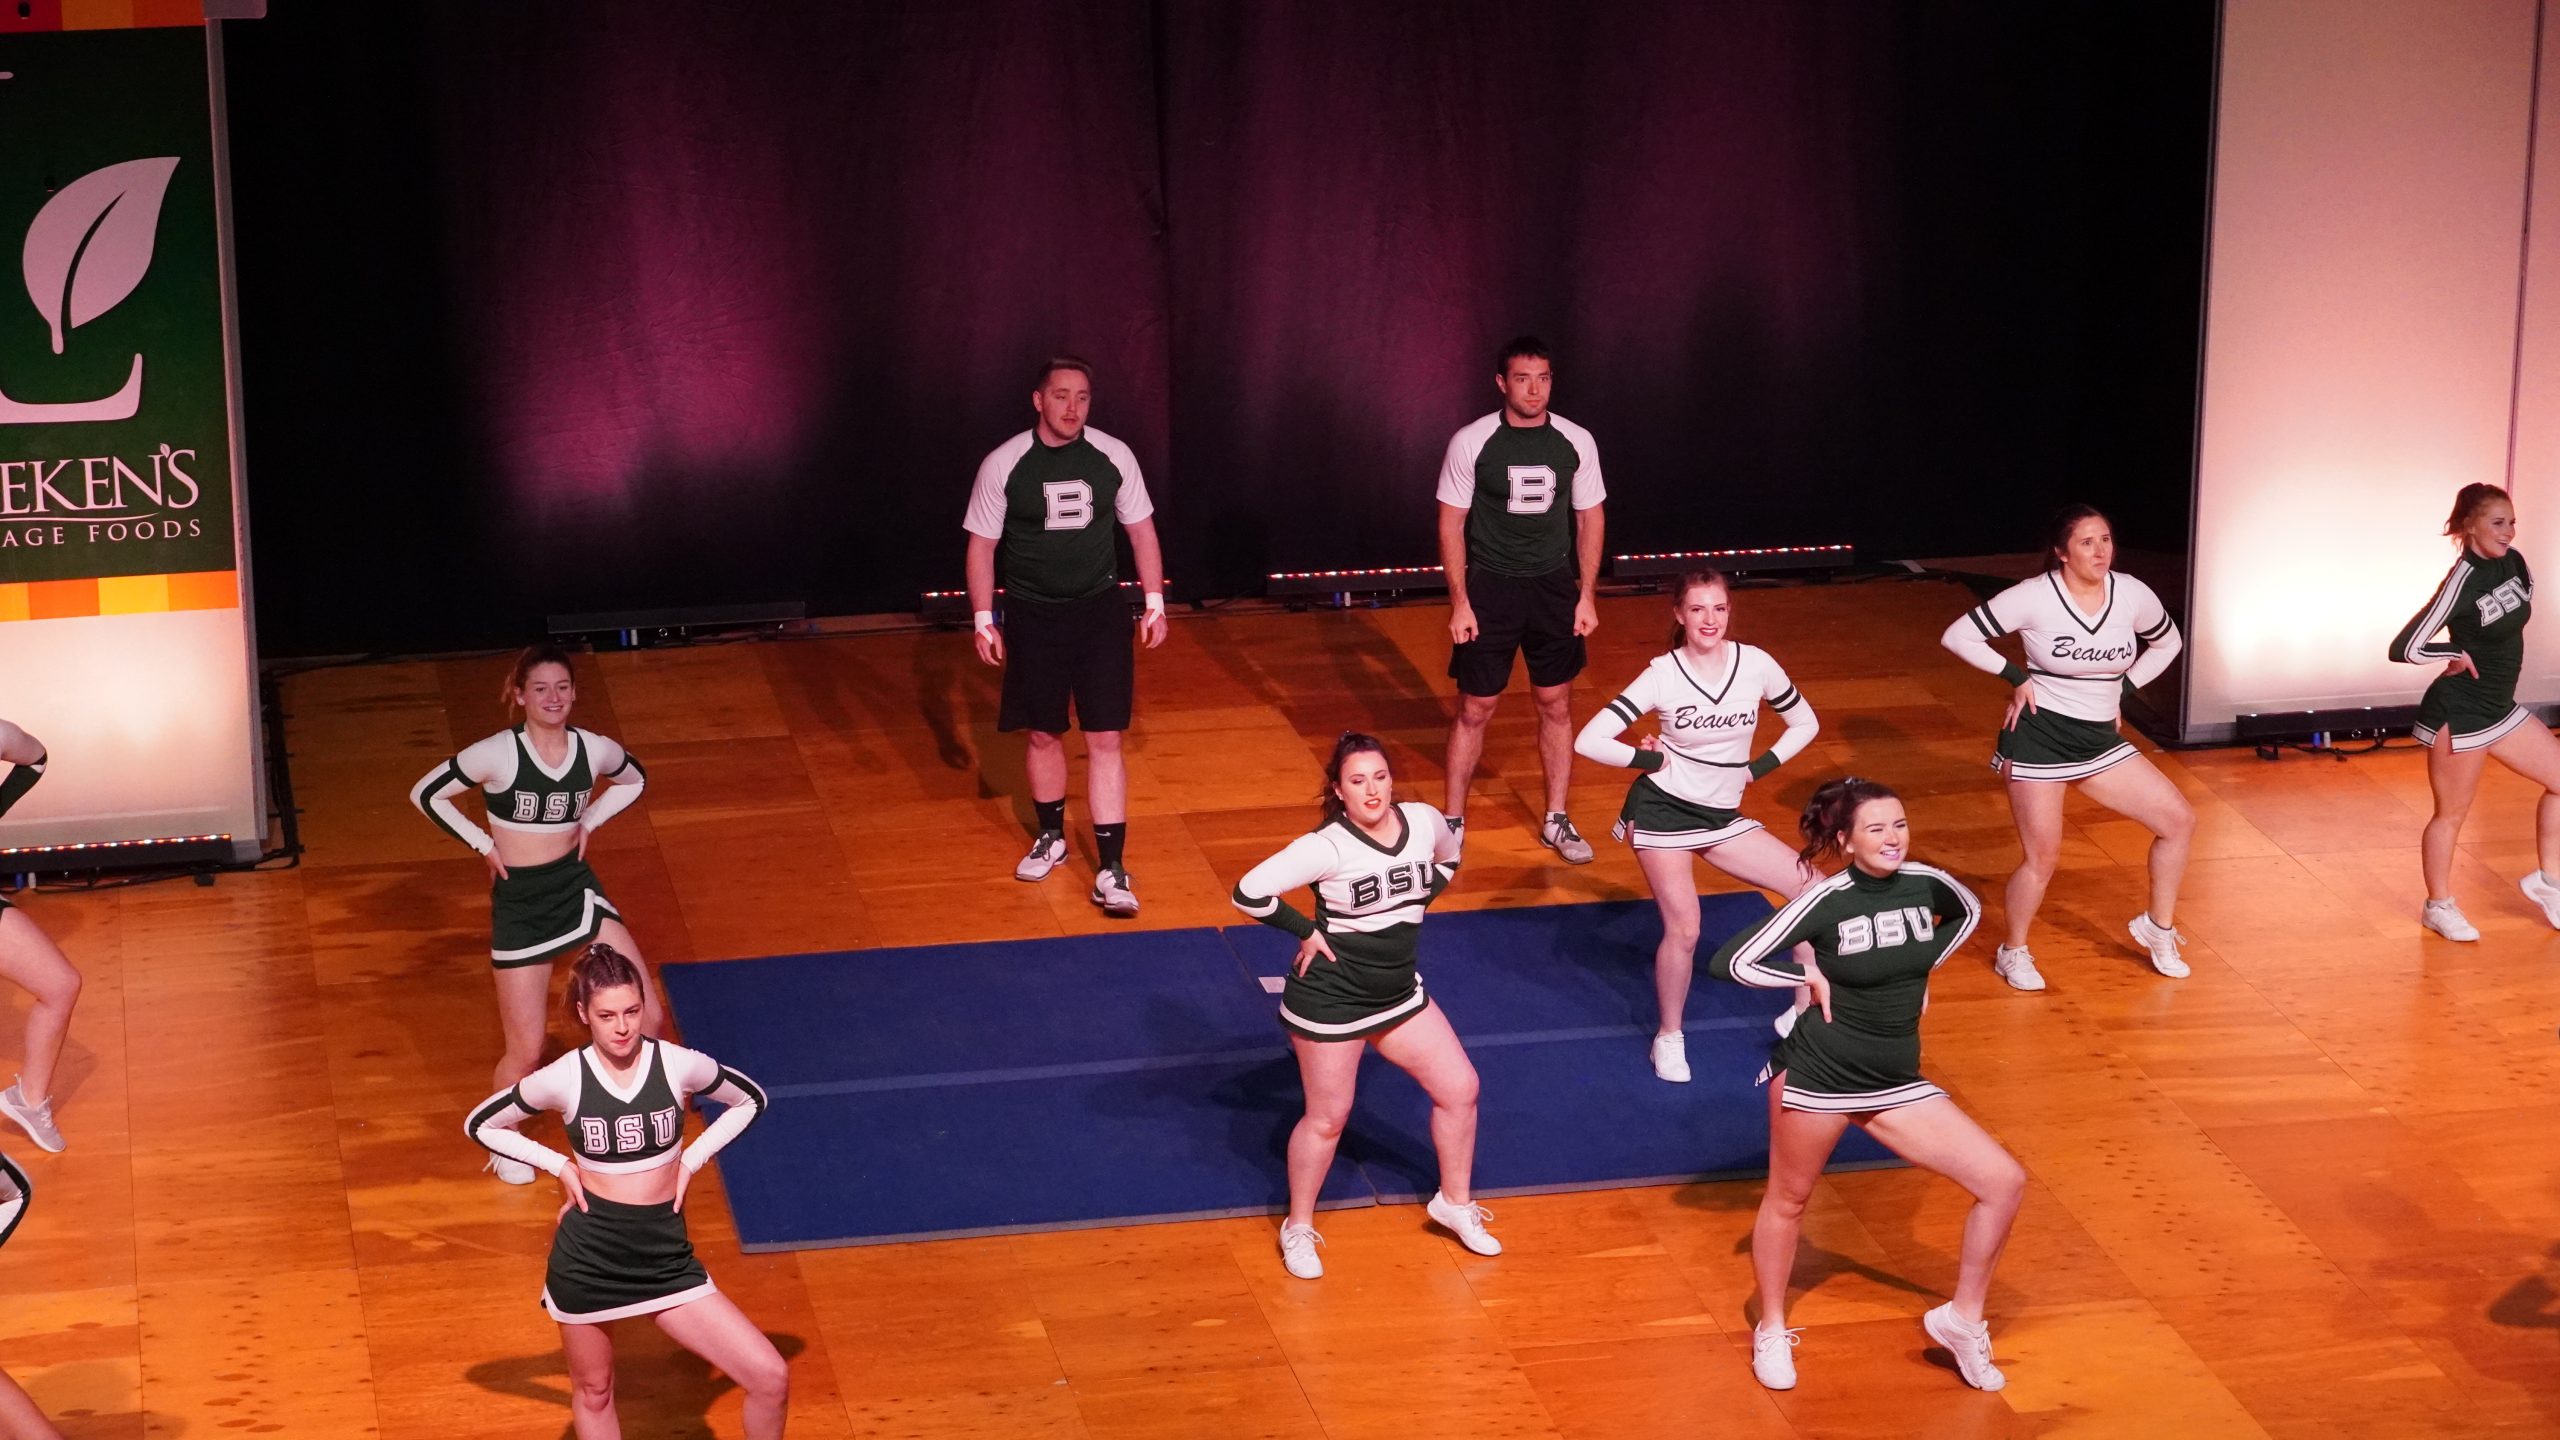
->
xmin=1318 ymin=731 xmax=1392 ymax=825
xmin=2041 ymin=504 xmax=2110 ymax=572
xmin=1797 ymin=775 xmax=1902 ymax=868
xmin=501 ymin=643 xmax=578 ymax=713
xmin=1666 ymin=567 xmax=1733 ymax=648
xmin=567 ymin=942 xmax=645 ymax=1020
xmin=2444 ymin=482 xmax=2510 ymax=539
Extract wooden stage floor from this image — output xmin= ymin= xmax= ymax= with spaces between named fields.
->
xmin=6 ymin=577 xmax=2560 ymax=1437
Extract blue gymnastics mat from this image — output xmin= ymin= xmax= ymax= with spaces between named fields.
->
xmin=660 ymin=898 xmax=1893 ymax=1251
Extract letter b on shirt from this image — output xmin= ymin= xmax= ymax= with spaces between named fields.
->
xmin=1505 ymin=465 xmax=1556 ymax=515
xmin=1043 ymin=479 xmax=1095 ymax=531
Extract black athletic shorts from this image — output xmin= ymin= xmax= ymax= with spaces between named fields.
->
xmin=1449 ymin=564 xmax=1585 ymax=696
xmin=999 ymin=588 xmax=1135 ymax=734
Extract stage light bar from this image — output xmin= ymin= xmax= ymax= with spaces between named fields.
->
xmin=2232 ymin=705 xmax=2420 ymax=743
xmin=1610 ymin=544 xmax=1855 ymax=579
xmin=0 ymin=831 xmax=235 ymax=876
xmin=1264 ymin=565 xmax=1445 ymax=599
xmin=548 ymin=602 xmax=807 ymax=647
xmin=921 ymin=580 xmax=1163 ymax=622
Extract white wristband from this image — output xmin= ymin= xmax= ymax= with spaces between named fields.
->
xmin=1143 ymin=592 xmax=1165 ymax=617
xmin=973 ymin=609 xmax=997 ymax=636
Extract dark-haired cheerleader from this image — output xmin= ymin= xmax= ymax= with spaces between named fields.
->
xmin=467 ymin=944 xmax=786 ymax=1439
xmin=1232 ymin=733 xmax=1496 ymax=1279
xmin=1940 ymin=506 xmax=2192 ymax=988
xmin=1708 ymin=777 xmax=2020 ymax=1394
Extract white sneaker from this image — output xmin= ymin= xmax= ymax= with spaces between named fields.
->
xmin=486 ymin=1154 xmax=537 ymax=1186
xmin=0 ymin=1082 xmax=63 ymax=1153
xmin=1426 ymin=1190 xmax=1502 ymax=1256
xmin=1650 ymin=1032 xmax=1691 ymax=1083
xmin=1992 ymin=945 xmax=2047 ymax=992
xmin=2127 ymin=913 xmax=2191 ymax=979
xmin=1922 ymin=1303 xmax=2006 ymax=1392
xmin=1014 ymin=829 xmax=1068 ymax=882
xmin=1091 ymin=868 xmax=1140 ymax=918
xmin=1541 ymin=813 xmax=1594 ymax=865
xmin=1278 ymin=1221 xmax=1325 ymax=1279
xmin=1750 ymin=1325 xmax=1801 ymax=1391
xmin=2522 ymin=872 xmax=2560 ymax=930
xmin=2422 ymin=898 xmax=2481 ymax=943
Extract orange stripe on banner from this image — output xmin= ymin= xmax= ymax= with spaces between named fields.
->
xmin=27 ymin=579 xmax=99 ymax=620
xmin=60 ymin=0 xmax=137 ymax=31
xmin=166 ymin=569 xmax=239 ymax=611
xmin=0 ymin=572 xmax=238 ymax=621
xmin=97 ymin=573 xmax=170 ymax=615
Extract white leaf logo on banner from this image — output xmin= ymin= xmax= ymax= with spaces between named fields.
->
xmin=21 ymin=157 xmax=179 ymax=355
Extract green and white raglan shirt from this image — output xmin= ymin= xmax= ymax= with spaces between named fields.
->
xmin=1435 ymin=412 xmax=1605 ymax=579
xmin=962 ymin=426 xmax=1155 ymax=605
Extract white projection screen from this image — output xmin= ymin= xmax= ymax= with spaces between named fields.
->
xmin=2186 ymin=0 xmax=2554 ymax=742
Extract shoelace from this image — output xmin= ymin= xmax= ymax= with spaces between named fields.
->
xmin=1447 ymin=1200 xmax=1494 ymax=1229
xmin=1281 ymin=1225 xmax=1325 ymax=1252
xmin=1755 ymin=1327 xmax=1801 ymax=1354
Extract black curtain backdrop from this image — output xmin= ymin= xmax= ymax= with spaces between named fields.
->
xmin=224 ymin=1 xmax=2212 ymax=657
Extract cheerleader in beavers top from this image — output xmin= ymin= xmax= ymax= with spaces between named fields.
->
xmin=468 ymin=945 xmax=786 ymax=1439
xmin=1940 ymin=505 xmax=2194 ymax=989
xmin=1574 ymin=569 xmax=1822 ymax=1082
xmin=2391 ymin=484 xmax=2560 ymax=942
xmin=1231 ymin=732 xmax=1499 ymax=1280
xmin=413 ymin=644 xmax=661 ymax=1185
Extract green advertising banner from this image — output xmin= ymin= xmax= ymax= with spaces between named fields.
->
xmin=0 ymin=24 xmax=235 ymax=590
xmin=0 ymin=20 xmax=264 ymax=864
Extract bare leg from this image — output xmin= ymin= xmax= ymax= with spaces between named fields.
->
xmin=1284 ymin=1034 xmax=1363 ymax=1229
xmin=0 ymin=1367 xmax=63 ymax=1440
xmin=560 ymin=1321 xmax=620 ymax=1440
xmin=1635 ymin=847 xmax=1701 ymax=1033
xmin=1861 ymin=1097 xmax=2028 ymax=1322
xmin=656 ymin=1293 xmax=791 ymax=1440
xmin=2485 ymin=718 xmax=2560 ymax=878
xmin=2421 ymin=730 xmax=2487 ymax=901
xmin=491 ymin=962 xmax=555 ymax=1093
xmin=590 ymin=918 xmax=664 ymax=1039
xmin=1085 ymin=730 xmax=1126 ymax=827
xmin=1752 ymin=1076 xmax=1852 ymax=1331
xmin=0 ymin=911 xmax=78 ymax=1104
xmin=1531 ymin=681 xmax=1576 ymax=818
xmin=1024 ymin=729 xmax=1069 ymax=811
xmin=1372 ymin=1002 xmax=1480 ymax=1204
xmin=2076 ymin=755 xmax=2196 ymax=929
xmin=1443 ymin=692 xmax=1500 ymax=820
xmin=2001 ymin=779 xmax=2067 ymax=950
xmin=1702 ymin=827 xmax=1822 ymax=1012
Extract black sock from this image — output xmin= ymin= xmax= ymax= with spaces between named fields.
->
xmin=1094 ymin=821 xmax=1127 ymax=871
xmin=1034 ymin=798 xmax=1066 ymax=834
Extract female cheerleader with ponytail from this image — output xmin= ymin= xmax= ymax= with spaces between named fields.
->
xmin=467 ymin=944 xmax=787 ymax=1438
xmin=412 ymin=646 xmax=660 ymax=1184
xmin=2391 ymin=483 xmax=2560 ymax=940
xmin=1575 ymin=568 xmax=1822 ymax=1080
xmin=1708 ymin=777 xmax=2024 ymax=1395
